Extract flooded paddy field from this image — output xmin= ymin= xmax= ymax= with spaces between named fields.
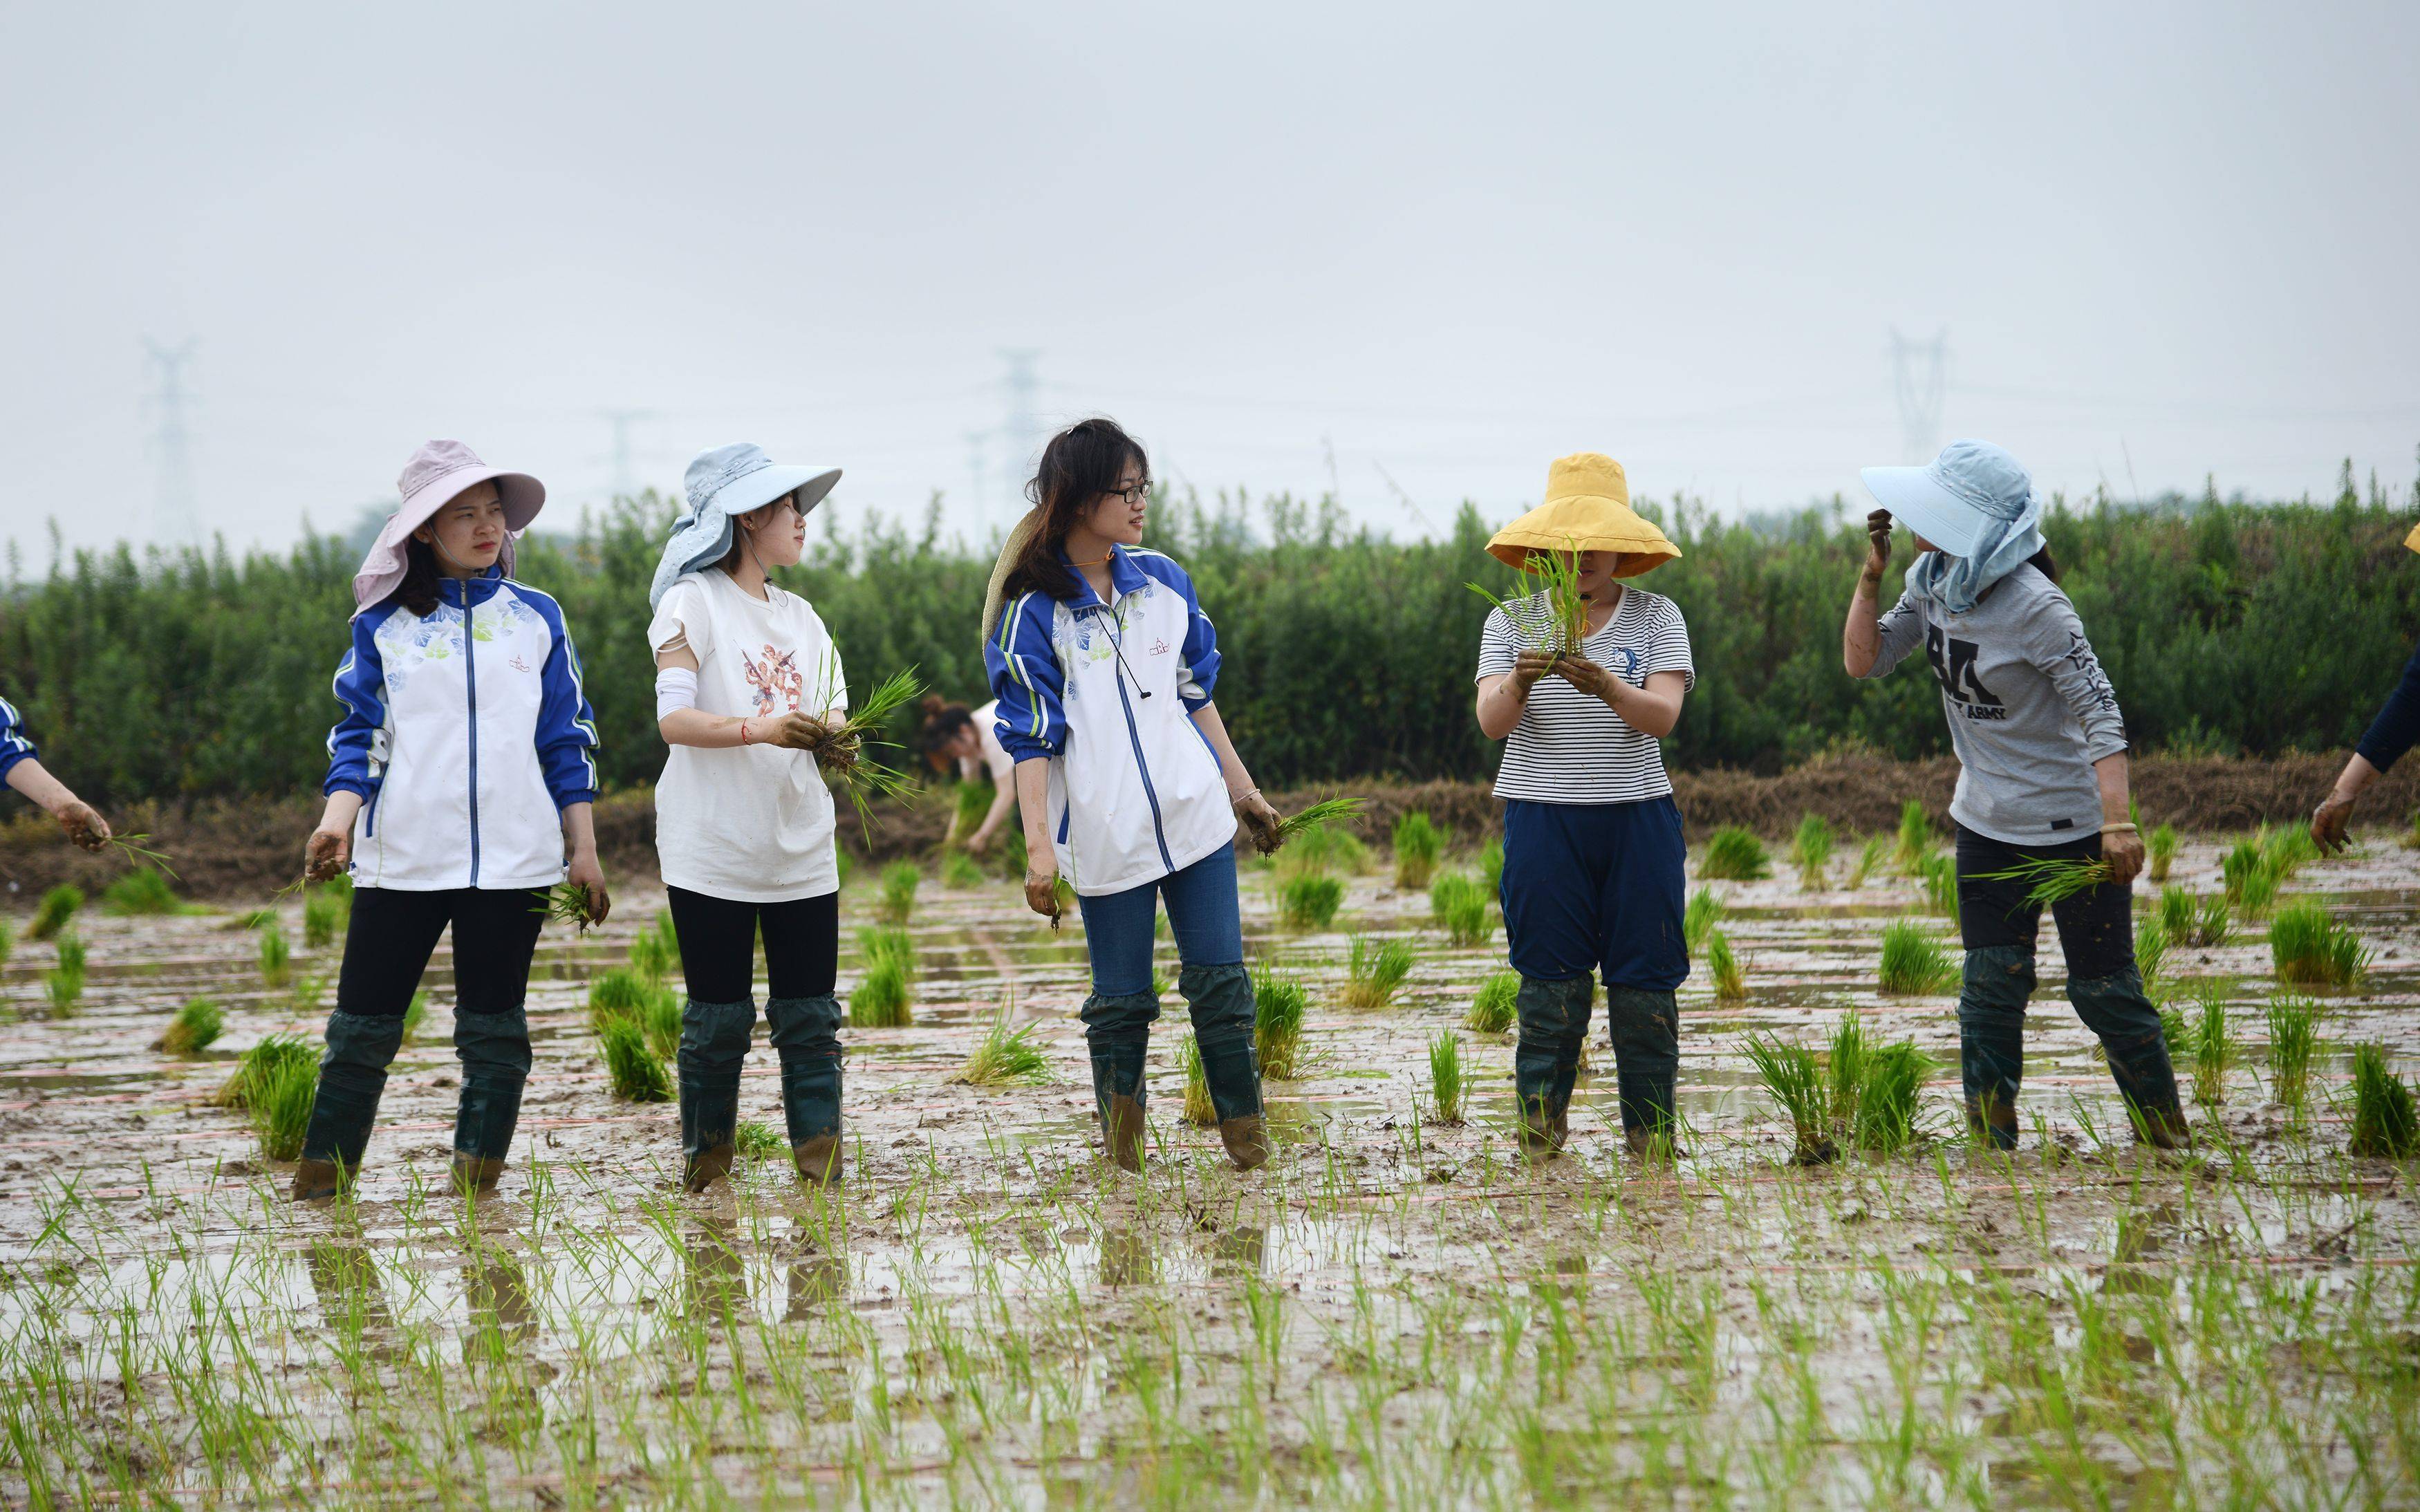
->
xmin=1 ymin=830 xmax=2417 ymax=1507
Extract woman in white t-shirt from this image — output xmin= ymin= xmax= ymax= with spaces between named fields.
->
xmin=916 ymin=695 xmax=1018 ymax=854
xmin=648 ymin=442 xmax=850 ymax=1191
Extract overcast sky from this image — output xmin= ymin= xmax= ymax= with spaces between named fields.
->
xmin=3 ymin=1 xmax=2415 ymax=562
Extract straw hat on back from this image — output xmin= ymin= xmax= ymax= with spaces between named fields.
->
xmin=1486 ymin=453 xmax=1679 ymax=577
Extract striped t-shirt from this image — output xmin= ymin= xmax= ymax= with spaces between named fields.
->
xmin=1475 ymin=585 xmax=1695 ymax=805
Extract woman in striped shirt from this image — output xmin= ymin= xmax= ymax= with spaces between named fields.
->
xmin=1473 ymin=453 xmax=1693 ymax=1162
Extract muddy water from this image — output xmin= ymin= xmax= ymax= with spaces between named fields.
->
xmin=0 ymin=834 xmax=2415 ymax=1506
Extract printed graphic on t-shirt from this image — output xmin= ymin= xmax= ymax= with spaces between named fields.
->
xmin=743 ymin=644 xmax=803 ymax=715
xmin=1924 ymin=625 xmax=2007 ymax=720
xmin=2060 ymin=630 xmax=2121 ymax=715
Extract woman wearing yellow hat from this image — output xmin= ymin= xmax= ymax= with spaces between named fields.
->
xmin=1473 ymin=453 xmax=1693 ymax=1161
xmin=2311 ymin=521 xmax=2420 ymax=851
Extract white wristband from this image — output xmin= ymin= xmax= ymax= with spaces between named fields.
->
xmin=655 ymin=667 xmax=699 ymax=721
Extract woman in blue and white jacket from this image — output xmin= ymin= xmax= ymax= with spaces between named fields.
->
xmin=982 ymin=418 xmax=1285 ymax=1175
xmin=291 ymin=439 xmax=607 ymax=1202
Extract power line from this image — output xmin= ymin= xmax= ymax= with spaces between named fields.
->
xmin=1890 ymin=327 xmax=1948 ymax=463
xmin=142 ymin=337 xmax=201 ymax=548
xmin=594 ymin=409 xmax=655 ymax=501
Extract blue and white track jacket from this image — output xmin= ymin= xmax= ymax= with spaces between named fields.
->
xmin=324 ymin=572 xmax=600 ymax=890
xmin=0 ymin=695 xmax=37 ymax=786
xmin=985 ymin=545 xmax=1233 ymax=896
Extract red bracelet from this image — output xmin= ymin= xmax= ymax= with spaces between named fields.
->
xmin=739 ymin=719 xmax=752 ymax=745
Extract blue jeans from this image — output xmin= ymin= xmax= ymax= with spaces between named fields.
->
xmin=1073 ymin=845 xmax=1257 ymax=1123
xmin=1076 ymin=843 xmax=1245 ymax=993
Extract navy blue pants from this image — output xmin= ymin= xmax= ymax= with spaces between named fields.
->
xmin=1500 ymin=796 xmax=1689 ymax=990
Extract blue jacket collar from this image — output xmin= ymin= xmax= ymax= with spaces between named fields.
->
xmin=1057 ymin=544 xmax=1148 ymax=608
xmin=436 ymin=564 xmax=507 ymax=606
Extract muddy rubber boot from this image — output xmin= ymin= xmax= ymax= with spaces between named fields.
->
xmin=1101 ymin=1093 xmax=1149 ymax=1173
xmin=294 ymin=1011 xmax=407 ymax=1201
xmin=2066 ymin=967 xmax=2192 ymax=1152
xmin=677 ymin=998 xmax=756 ymax=1193
xmin=767 ymin=995 xmax=845 ymax=1186
xmin=1079 ymin=989 xmax=1158 ymax=1173
xmin=452 ymin=1008 xmax=532 ymax=1195
xmin=1606 ymin=986 xmax=1682 ymax=1152
xmin=1181 ymin=963 xmax=1269 ymax=1172
xmin=1513 ymin=976 xmax=1592 ymax=1161
xmin=1957 ymin=944 xmax=2035 ymax=1152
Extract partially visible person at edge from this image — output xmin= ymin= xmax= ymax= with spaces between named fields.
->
xmin=1473 ymin=453 xmax=1695 ymax=1164
xmin=294 ymin=439 xmax=608 ymax=1202
xmin=2311 ymin=516 xmax=2420 ymax=852
xmin=916 ymin=693 xmax=1018 ymax=855
xmin=1843 ymin=438 xmax=2188 ymax=1152
xmin=980 ymin=417 xmax=1285 ymax=1174
xmin=0 ymin=696 xmax=113 ymax=852
xmin=648 ymin=442 xmax=853 ymax=1192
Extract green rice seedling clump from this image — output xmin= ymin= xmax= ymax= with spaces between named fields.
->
xmin=1255 ymin=971 xmax=1308 ymax=1078
xmin=2146 ymin=822 xmax=2179 ymax=882
xmin=1466 ymin=971 xmax=1518 ymax=1034
xmin=849 ymin=957 xmax=912 ymax=1028
xmin=1270 ymin=796 xmax=1368 ymax=851
xmin=1707 ymin=930 xmax=1745 ymax=1000
xmin=640 ymin=987 xmax=682 ymax=1063
xmin=1393 ymin=810 xmax=1442 ymax=890
xmin=1340 ymin=934 xmax=1415 ymax=1008
xmin=44 ymin=931 xmax=85 ymax=1014
xmin=258 ymin=924 xmax=292 ymax=987
xmin=628 ymin=919 xmax=677 ymax=984
xmin=248 ymin=1050 xmax=318 ymax=1161
xmin=1700 ymin=827 xmax=1769 ymax=882
xmin=158 ymin=997 xmax=223 ymax=1055
xmin=1892 ymin=800 xmax=1933 ymax=871
xmin=2157 ymin=886 xmax=2194 ymax=941
xmin=2197 ymin=895 xmax=2231 ymax=946
xmin=735 ymin=1119 xmax=785 ymax=1160
xmin=588 ymin=967 xmax=653 ymax=1020
xmin=1177 ymin=1036 xmax=1218 ymax=1126
xmin=950 ymin=1009 xmax=1053 ymax=1087
xmin=1682 ymin=887 xmax=1723 ymax=954
xmin=2269 ymin=901 xmax=2368 ymax=986
xmin=858 ymin=926 xmax=915 ymax=980
xmin=400 ymin=991 xmax=428 ymax=1043
xmin=1428 ymin=873 xmax=1490 ymax=946
xmin=0 ymin=917 xmax=11 ymax=969
xmin=1826 ymin=1013 xmax=1872 ymax=1132
xmin=595 ymin=1012 xmax=671 ymax=1102
xmin=2265 ymin=994 xmax=2318 ymax=1111
xmin=28 ymin=884 xmax=82 ymax=942
xmin=1278 ymin=874 xmax=1343 ymax=930
xmin=1742 ymin=1033 xmax=1835 ymax=1164
xmin=301 ymin=885 xmax=347 ymax=946
xmin=941 ymin=850 xmax=985 ymax=890
xmin=2190 ymin=982 xmax=2233 ymax=1105
xmin=1428 ymin=1032 xmax=1466 ymax=1124
xmin=214 ymin=1034 xmax=315 ymax=1109
xmin=1845 ymin=834 xmax=1888 ymax=890
xmin=877 ymin=861 xmax=921 ymax=924
xmin=1790 ymin=813 xmax=1834 ymax=891
xmin=1478 ymin=838 xmax=1505 ymax=895
xmin=2136 ymin=917 xmax=2170 ymax=987
xmin=103 ymin=866 xmax=187 ymax=917
xmin=2159 ymin=1004 xmax=2193 ymax=1063
xmin=1918 ymin=852 xmax=1959 ymax=915
xmin=1852 ymin=1041 xmax=1935 ymax=1154
xmin=1276 ymin=823 xmax=1368 ymax=879
xmin=2348 ymin=1045 xmax=2420 ymax=1157
xmin=1877 ymin=920 xmax=1957 ymax=994
xmin=950 ymin=778 xmax=994 ymax=843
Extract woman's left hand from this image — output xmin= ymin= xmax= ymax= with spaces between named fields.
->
xmin=1552 ymin=655 xmax=1617 ymax=701
xmin=2103 ymin=829 xmax=2146 ymax=887
xmin=566 ymin=851 xmax=613 ymax=926
xmin=1234 ymin=789 xmax=1284 ymax=854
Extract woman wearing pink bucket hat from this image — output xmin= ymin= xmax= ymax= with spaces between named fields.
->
xmin=289 ymin=439 xmax=609 ymax=1204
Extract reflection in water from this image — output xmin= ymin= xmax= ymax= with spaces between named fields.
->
xmin=1207 ymin=1225 xmax=1265 ymax=1274
xmin=684 ymin=1216 xmax=753 ymax=1326
xmin=1099 ymin=1229 xmax=1158 ymax=1287
xmin=1531 ymin=1250 xmax=1592 ymax=1303
xmin=304 ymin=1240 xmax=398 ymax=1344
xmin=2103 ymin=1202 xmax=2179 ymax=1296
xmin=463 ymin=1247 xmax=538 ymax=1352
xmin=786 ymin=1253 xmax=848 ymax=1320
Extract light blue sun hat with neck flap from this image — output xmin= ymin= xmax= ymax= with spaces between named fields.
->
xmin=1861 ymin=438 xmax=2045 ymax=614
xmin=649 ymin=442 xmax=841 ymax=608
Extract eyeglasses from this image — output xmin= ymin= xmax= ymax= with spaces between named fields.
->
xmin=1102 ymin=481 xmax=1151 ymax=507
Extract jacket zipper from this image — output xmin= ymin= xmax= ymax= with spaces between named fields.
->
xmin=460 ymin=581 xmax=483 ymax=886
xmin=1097 ymin=603 xmax=1173 ymax=872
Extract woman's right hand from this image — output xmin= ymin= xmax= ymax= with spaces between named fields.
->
xmin=762 ymin=712 xmax=834 ymax=752
xmin=1863 ymin=510 xmax=1894 ymax=583
xmin=304 ymin=825 xmax=351 ymax=883
xmin=1023 ymin=863 xmax=1063 ymax=922
xmin=1509 ymin=650 xmax=1556 ymax=693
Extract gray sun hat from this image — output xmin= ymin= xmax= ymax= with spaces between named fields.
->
xmin=1861 ymin=438 xmax=2046 ymax=614
xmin=649 ymin=442 xmax=841 ymax=608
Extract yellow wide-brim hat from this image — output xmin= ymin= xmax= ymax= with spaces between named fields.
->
xmin=2405 ymin=520 xmax=2420 ymax=556
xmin=1486 ymin=452 xmax=1680 ymax=577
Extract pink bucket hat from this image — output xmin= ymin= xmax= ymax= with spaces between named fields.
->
xmin=351 ymin=439 xmax=547 ymax=613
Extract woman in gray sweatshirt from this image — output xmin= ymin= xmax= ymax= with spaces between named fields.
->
xmin=1841 ymin=439 xmax=2188 ymax=1153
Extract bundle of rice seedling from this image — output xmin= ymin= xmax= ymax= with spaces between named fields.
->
xmin=301 ymin=885 xmax=348 ymax=948
xmin=1742 ymin=1033 xmax=1836 ymax=1164
xmin=595 ymin=1012 xmax=671 ymax=1102
xmin=2269 ymin=902 xmax=2368 ymax=987
xmin=1278 ymin=874 xmax=1344 ymax=930
xmin=1918 ymin=852 xmax=1959 ymax=915
xmin=877 ymin=861 xmax=921 ymax=925
xmin=1851 ymin=1041 xmax=1936 ymax=1155
xmin=1177 ymin=1036 xmax=1218 ymax=1126
xmin=629 ymin=923 xmax=676 ymax=985
xmin=2197 ymin=895 xmax=2232 ymax=947
xmin=640 ymin=989 xmax=682 ymax=1063
xmin=2157 ymin=886 xmax=2195 ymax=942
xmin=1973 ymin=855 xmax=2111 ymax=908
xmin=1467 ymin=543 xmax=1588 ymax=656
xmin=1339 ymin=935 xmax=1415 ymax=1009
xmin=400 ymin=991 xmax=428 ymax=1043
xmin=735 ymin=1120 xmax=786 ymax=1161
xmin=941 ymin=850 xmax=985 ymax=889
xmin=950 ymin=1005 xmax=1054 ymax=1087
xmin=1466 ymin=971 xmax=1518 ymax=1034
xmin=2146 ymin=823 xmax=2179 ymax=883
xmin=534 ymin=881 xmax=604 ymax=934
xmin=44 ymin=932 xmax=85 ymax=1014
xmin=1682 ymin=888 xmax=1724 ymax=954
xmin=103 ymin=866 xmax=189 ymax=917
xmin=589 ymin=967 xmax=653 ymax=1020
xmin=1826 ymin=1013 xmax=1872 ymax=1132
xmin=849 ymin=957 xmax=912 ymax=1028
xmin=213 ymin=1034 xmax=316 ymax=1108
xmin=98 ymin=832 xmax=177 ymax=879
xmin=2159 ymin=1003 xmax=2194 ymax=1063
xmin=806 ymin=665 xmax=929 ymax=837
xmin=1877 ymin=920 xmax=1957 ymax=994
xmin=1706 ymin=930 xmax=1746 ymax=1000
xmin=28 ymin=885 xmax=82 ymax=942
xmin=1255 ymin=971 xmax=1308 ymax=1078
xmin=1475 ymin=837 xmax=1506 ymax=892
xmin=1700 ymin=828 xmax=1769 ymax=882
xmin=858 ymin=926 xmax=915 ymax=981
xmin=1790 ymin=814 xmax=1834 ymax=892
xmin=1892 ymin=801 xmax=1934 ymax=872
xmin=1428 ymin=1032 xmax=1467 ymax=1124
xmin=2265 ymin=994 xmax=2319 ymax=1110
xmin=1845 ymin=834 xmax=1888 ymax=890
xmin=1428 ymin=874 xmax=1490 ymax=946
xmin=2189 ymin=982 xmax=2234 ymax=1105
xmin=1265 ymin=796 xmax=1367 ymax=856
xmin=2349 ymin=1045 xmax=2420 ymax=1158
xmin=1393 ymin=811 xmax=1443 ymax=890
xmin=248 ymin=1051 xmax=319 ymax=1161
xmin=2135 ymin=917 xmax=2170 ymax=987
xmin=0 ymin=918 xmax=11 ymax=970
xmin=156 ymin=998 xmax=223 ymax=1056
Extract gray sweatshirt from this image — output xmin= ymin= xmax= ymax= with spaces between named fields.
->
xmin=1859 ymin=563 xmax=2127 ymax=846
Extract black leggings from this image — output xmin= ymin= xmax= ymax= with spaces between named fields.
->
xmin=665 ymin=886 xmax=839 ymax=1003
xmin=1954 ymin=823 xmax=2134 ymax=976
xmin=334 ymin=887 xmax=547 ymax=1018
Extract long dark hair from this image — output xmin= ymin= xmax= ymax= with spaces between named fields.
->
xmin=2025 ymin=544 xmax=2059 ymax=582
xmin=917 ymin=693 xmax=974 ymax=773
xmin=999 ymin=418 xmax=1149 ymax=603
xmin=393 ymin=536 xmax=444 ymax=618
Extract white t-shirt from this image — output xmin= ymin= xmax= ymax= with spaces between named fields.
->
xmin=956 ymin=698 xmax=1016 ymax=785
xmin=648 ymin=569 xmax=848 ymax=902
xmin=1474 ymin=584 xmax=1695 ymax=805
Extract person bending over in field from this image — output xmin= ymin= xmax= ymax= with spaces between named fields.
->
xmin=916 ymin=693 xmax=1018 ymax=855
xmin=292 ymin=439 xmax=609 ymax=1203
xmin=983 ymin=417 xmax=1283 ymax=1175
xmin=647 ymin=442 xmax=853 ymax=1191
xmin=0 ymin=696 xmax=112 ymax=850
xmin=1473 ymin=453 xmax=1693 ymax=1164
xmin=2310 ymin=521 xmax=2420 ymax=852
xmin=1843 ymin=438 xmax=2187 ymax=1152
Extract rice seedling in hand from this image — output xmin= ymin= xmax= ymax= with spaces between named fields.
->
xmin=2136 ymin=917 xmax=2170 ymax=987
xmin=595 ymin=1012 xmax=671 ymax=1102
xmin=155 ymin=997 xmax=223 ymax=1056
xmin=1466 ymin=970 xmax=1518 ymax=1034
xmin=2264 ymin=994 xmax=2319 ymax=1111
xmin=1706 ymin=930 xmax=1745 ymax=1000
xmin=1393 ymin=811 xmax=1443 ymax=890
xmin=1467 ymin=541 xmax=1588 ymax=655
xmin=1892 ymin=800 xmax=1934 ymax=872
xmin=1177 ymin=1037 xmax=1218 ymax=1126
xmin=1428 ymin=1032 xmax=1467 ymax=1124
xmin=300 ymin=886 xmax=346 ymax=948
xmin=1265 ymin=796 xmax=1368 ymax=855
xmin=1877 ymin=920 xmax=1957 ymax=994
xmin=1972 ymin=855 xmax=2112 ymax=907
xmin=2146 ymin=822 xmax=2179 ymax=882
xmin=807 ymin=665 xmax=929 ymax=837
xmin=1479 ymin=838 xmax=1505 ymax=894
xmin=1428 ymin=874 xmax=1490 ymax=946
xmin=400 ymin=991 xmax=427 ymax=1043
xmin=44 ymin=931 xmax=85 ymax=1014
xmin=1742 ymin=1033 xmax=1836 ymax=1164
xmin=102 ymin=866 xmax=189 ymax=917
xmin=877 ymin=861 xmax=921 ymax=924
xmin=28 ymin=884 xmax=81 ymax=942
xmin=1825 ymin=1012 xmax=1872 ymax=1132
xmin=2189 ymin=982 xmax=2234 ymax=1105
xmin=2269 ymin=901 xmax=2368 ymax=986
xmin=248 ymin=1050 xmax=319 ymax=1161
xmin=1339 ymin=935 xmax=1415 ymax=1008
xmin=1790 ymin=814 xmax=1834 ymax=891
xmin=950 ymin=1007 xmax=1054 ymax=1087
xmin=1852 ymin=1041 xmax=1936 ymax=1154
xmin=1254 ymin=971 xmax=1308 ymax=1078
xmin=849 ymin=957 xmax=912 ymax=1028
xmin=1845 ymin=834 xmax=1888 ymax=890
xmin=1682 ymin=887 xmax=1724 ymax=954
xmin=212 ymin=1034 xmax=315 ymax=1108
xmin=1278 ymin=873 xmax=1343 ymax=930
xmin=1700 ymin=827 xmax=1769 ymax=882
xmin=2348 ymin=1045 xmax=2420 ymax=1157
xmin=941 ymin=850 xmax=985 ymax=890
xmin=1918 ymin=852 xmax=1959 ymax=915
xmin=735 ymin=1119 xmax=785 ymax=1161
xmin=535 ymin=881 xmax=604 ymax=934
